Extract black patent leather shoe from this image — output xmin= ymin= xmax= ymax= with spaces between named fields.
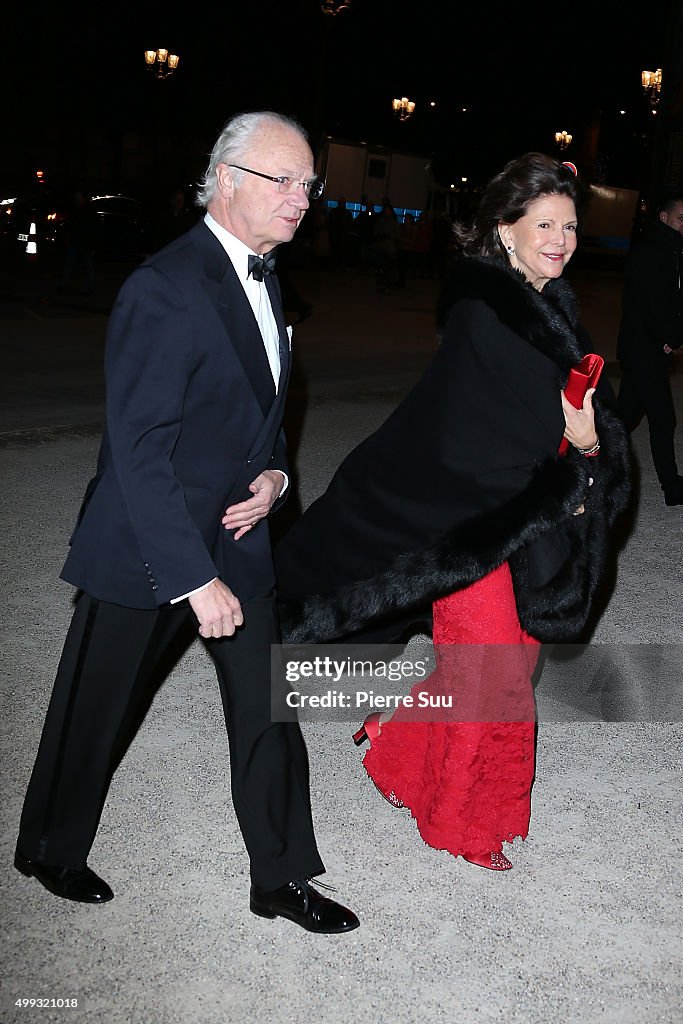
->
xmin=250 ymin=878 xmax=359 ymax=933
xmin=14 ymin=849 xmax=114 ymax=903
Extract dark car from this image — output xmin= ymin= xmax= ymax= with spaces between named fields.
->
xmin=0 ymin=188 xmax=154 ymax=262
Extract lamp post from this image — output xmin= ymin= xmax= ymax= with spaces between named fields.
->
xmin=554 ymin=130 xmax=573 ymax=151
xmin=641 ymin=68 xmax=662 ymax=113
xmin=144 ymin=48 xmax=180 ymax=80
xmin=143 ymin=48 xmax=181 ymax=186
xmin=392 ymin=96 xmax=416 ymax=122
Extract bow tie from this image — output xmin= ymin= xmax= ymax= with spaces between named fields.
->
xmin=247 ymin=251 xmax=277 ymax=281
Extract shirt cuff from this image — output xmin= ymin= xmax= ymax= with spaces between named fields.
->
xmin=170 ymin=578 xmax=217 ymax=604
xmin=273 ymin=470 xmax=289 ymax=495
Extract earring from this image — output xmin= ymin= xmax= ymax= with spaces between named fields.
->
xmin=506 ymin=245 xmax=515 ymax=254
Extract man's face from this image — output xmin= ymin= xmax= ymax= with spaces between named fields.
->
xmin=661 ymin=200 xmax=683 ymax=236
xmin=211 ymin=123 xmax=315 ymax=254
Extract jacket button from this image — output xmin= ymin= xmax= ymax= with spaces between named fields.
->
xmin=152 ymin=585 xmax=158 ymax=591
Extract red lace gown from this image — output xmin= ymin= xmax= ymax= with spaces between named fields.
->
xmin=361 ymin=562 xmax=540 ymax=859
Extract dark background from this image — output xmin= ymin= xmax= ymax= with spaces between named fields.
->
xmin=3 ymin=0 xmax=681 ymax=202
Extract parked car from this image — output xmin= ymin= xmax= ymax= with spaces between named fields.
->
xmin=0 ymin=188 xmax=154 ymax=261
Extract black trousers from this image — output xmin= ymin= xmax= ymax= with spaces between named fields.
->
xmin=17 ymin=592 xmax=325 ymax=890
xmin=617 ymin=355 xmax=679 ymax=490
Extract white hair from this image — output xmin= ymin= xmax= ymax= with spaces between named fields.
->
xmin=195 ymin=111 xmax=309 ymax=208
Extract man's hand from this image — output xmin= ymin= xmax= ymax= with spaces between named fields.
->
xmin=221 ymin=470 xmax=285 ymax=540
xmin=189 ymin=579 xmax=243 ymax=638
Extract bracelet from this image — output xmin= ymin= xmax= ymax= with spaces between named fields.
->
xmin=574 ymin=438 xmax=600 ymax=457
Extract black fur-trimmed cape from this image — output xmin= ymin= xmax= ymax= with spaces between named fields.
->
xmin=277 ymin=258 xmax=632 ymax=645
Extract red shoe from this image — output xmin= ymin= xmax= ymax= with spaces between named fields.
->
xmin=353 ymin=713 xmax=405 ymax=808
xmin=371 ymin=780 xmax=405 ymax=808
xmin=463 ymin=851 xmax=513 ymax=871
xmin=352 ymin=711 xmax=383 ymax=746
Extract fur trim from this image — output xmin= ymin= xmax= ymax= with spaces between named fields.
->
xmin=282 ymin=457 xmax=590 ymax=643
xmin=437 ymin=258 xmax=584 ymax=374
xmin=512 ymin=401 xmax=633 ymax=641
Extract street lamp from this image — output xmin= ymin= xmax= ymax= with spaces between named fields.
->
xmin=641 ymin=68 xmax=662 ymax=112
xmin=144 ymin=48 xmax=180 ymax=80
xmin=392 ymin=96 xmax=416 ymax=122
xmin=554 ymin=130 xmax=573 ymax=150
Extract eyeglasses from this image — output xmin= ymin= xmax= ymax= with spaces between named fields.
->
xmin=229 ymin=164 xmax=324 ymax=200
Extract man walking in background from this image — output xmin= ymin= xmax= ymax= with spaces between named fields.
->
xmin=617 ymin=194 xmax=683 ymax=506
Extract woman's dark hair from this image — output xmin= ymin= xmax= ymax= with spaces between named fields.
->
xmin=452 ymin=152 xmax=589 ymax=259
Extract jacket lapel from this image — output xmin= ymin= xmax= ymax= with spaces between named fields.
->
xmin=215 ymin=266 xmax=276 ymax=418
xmin=245 ymin=273 xmax=292 ymax=462
xmin=193 ymin=222 xmax=276 ymax=417
xmin=266 ymin=272 xmax=290 ymax=383
xmin=193 ymin=222 xmax=292 ymax=428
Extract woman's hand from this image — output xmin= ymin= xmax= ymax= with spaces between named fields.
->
xmin=572 ymin=477 xmax=594 ymax=516
xmin=561 ymin=387 xmax=598 ymax=451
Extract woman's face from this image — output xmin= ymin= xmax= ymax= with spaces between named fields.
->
xmin=499 ymin=193 xmax=577 ymax=291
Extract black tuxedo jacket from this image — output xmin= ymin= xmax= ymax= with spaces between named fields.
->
xmin=62 ymin=221 xmax=291 ymax=608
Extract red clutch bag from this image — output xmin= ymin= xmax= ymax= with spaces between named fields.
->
xmin=559 ymin=353 xmax=604 ymax=454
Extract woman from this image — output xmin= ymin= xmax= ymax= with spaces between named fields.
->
xmin=275 ymin=154 xmax=631 ymax=869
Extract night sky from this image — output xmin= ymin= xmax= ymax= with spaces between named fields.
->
xmin=5 ymin=0 xmax=675 ymax=193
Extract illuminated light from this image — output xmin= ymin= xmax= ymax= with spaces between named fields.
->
xmin=1 ymin=197 xmax=17 ymax=205
xmin=392 ymin=96 xmax=416 ymax=121
xmin=641 ymin=68 xmax=663 ymax=112
xmin=144 ymin=47 xmax=180 ymax=79
xmin=554 ymin=130 xmax=572 ymax=150
xmin=461 ymin=177 xmax=467 ymax=183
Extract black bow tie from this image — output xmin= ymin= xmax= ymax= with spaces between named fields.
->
xmin=247 ymin=251 xmax=277 ymax=281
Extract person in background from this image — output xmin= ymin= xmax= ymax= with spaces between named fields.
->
xmin=59 ymin=190 xmax=98 ymax=295
xmin=275 ymin=153 xmax=631 ymax=871
xmin=152 ymin=186 xmax=198 ymax=250
xmin=327 ymin=195 xmax=353 ymax=269
xmin=15 ymin=111 xmax=358 ymax=936
xmin=372 ymin=200 xmax=400 ymax=292
xmin=616 ymin=194 xmax=683 ymax=506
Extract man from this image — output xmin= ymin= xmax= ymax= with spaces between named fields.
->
xmin=15 ymin=111 xmax=359 ymax=935
xmin=617 ymin=194 xmax=683 ymax=506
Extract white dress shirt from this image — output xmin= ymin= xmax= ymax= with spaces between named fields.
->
xmin=170 ymin=214 xmax=288 ymax=604
xmin=204 ymin=212 xmax=281 ymax=389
